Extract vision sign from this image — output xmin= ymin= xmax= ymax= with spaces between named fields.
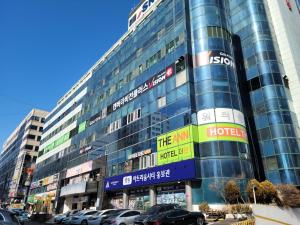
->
xmin=194 ymin=51 xmax=235 ymax=68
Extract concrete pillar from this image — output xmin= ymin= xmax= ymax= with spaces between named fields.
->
xmin=185 ymin=181 xmax=192 ymax=211
xmin=149 ymin=186 xmax=157 ymax=206
xmin=123 ymin=190 xmax=129 ymax=209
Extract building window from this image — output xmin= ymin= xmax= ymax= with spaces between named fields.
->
xmin=113 ymin=67 xmax=120 ymax=76
xmin=27 ymin=134 xmax=36 ymax=140
xmin=108 ymin=119 xmax=122 ymax=133
xmin=29 ymin=125 xmax=38 ymax=130
xmin=132 ymin=158 xmax=140 ymax=171
xmin=127 ymin=108 xmax=141 ymax=124
xmin=140 ymin=153 xmax=156 ymax=169
xmin=157 ymin=96 xmax=166 ymax=109
xmin=266 ymin=157 xmax=278 ymax=170
xmin=25 ymin=145 xmax=34 ymax=150
xmin=176 ymin=70 xmax=187 ymax=87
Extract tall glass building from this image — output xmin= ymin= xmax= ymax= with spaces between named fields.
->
xmin=31 ymin=0 xmax=300 ymax=212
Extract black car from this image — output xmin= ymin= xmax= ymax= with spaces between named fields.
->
xmin=0 ymin=209 xmax=21 ymax=225
xmin=146 ymin=209 xmax=205 ymax=225
xmin=134 ymin=204 xmax=180 ymax=225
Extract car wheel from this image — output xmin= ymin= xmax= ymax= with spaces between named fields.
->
xmin=81 ymin=220 xmax=88 ymax=225
xmin=197 ymin=217 xmax=204 ymax=225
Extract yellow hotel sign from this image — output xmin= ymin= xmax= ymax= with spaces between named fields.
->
xmin=157 ymin=126 xmax=195 ymax=165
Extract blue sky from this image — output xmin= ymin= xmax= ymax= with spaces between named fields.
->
xmin=0 ymin=0 xmax=137 ymax=148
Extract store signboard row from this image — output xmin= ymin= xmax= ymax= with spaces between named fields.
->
xmin=28 ymin=190 xmax=56 ymax=204
xmin=105 ymin=159 xmax=196 ymax=191
xmin=66 ymin=160 xmax=93 ymax=178
xmin=60 ymin=181 xmax=87 ymax=197
xmin=30 ymin=173 xmax=59 ymax=190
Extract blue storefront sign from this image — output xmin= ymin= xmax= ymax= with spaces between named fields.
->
xmin=104 ymin=159 xmax=196 ymax=191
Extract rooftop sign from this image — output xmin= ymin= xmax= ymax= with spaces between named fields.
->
xmin=128 ymin=0 xmax=160 ymax=29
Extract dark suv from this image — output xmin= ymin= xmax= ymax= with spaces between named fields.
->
xmin=134 ymin=204 xmax=180 ymax=225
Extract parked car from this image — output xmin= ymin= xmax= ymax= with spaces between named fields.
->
xmin=145 ymin=209 xmax=205 ymax=225
xmin=0 ymin=209 xmax=21 ymax=225
xmin=55 ymin=210 xmax=80 ymax=224
xmin=9 ymin=209 xmax=29 ymax=224
xmin=69 ymin=210 xmax=98 ymax=225
xmin=87 ymin=209 xmax=122 ymax=225
xmin=102 ymin=210 xmax=141 ymax=225
xmin=134 ymin=204 xmax=180 ymax=225
xmin=61 ymin=210 xmax=81 ymax=224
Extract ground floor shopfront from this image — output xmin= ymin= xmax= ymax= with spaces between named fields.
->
xmin=59 ymin=159 xmax=106 ymax=213
xmin=61 ymin=193 xmax=98 ymax=212
xmin=107 ymin=182 xmax=191 ymax=210
xmin=104 ymin=159 xmax=196 ymax=211
xmin=27 ymin=190 xmax=56 ymax=214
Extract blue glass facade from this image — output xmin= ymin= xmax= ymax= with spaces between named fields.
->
xmin=229 ymin=0 xmax=300 ymax=185
xmin=32 ymin=0 xmax=300 ymax=209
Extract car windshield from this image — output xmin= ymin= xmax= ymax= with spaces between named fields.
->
xmin=72 ymin=211 xmax=80 ymax=215
xmin=96 ymin=211 xmax=106 ymax=216
xmin=146 ymin=206 xmax=161 ymax=214
xmin=75 ymin=212 xmax=85 ymax=216
xmin=108 ymin=210 xmax=125 ymax=217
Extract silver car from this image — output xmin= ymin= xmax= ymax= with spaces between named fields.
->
xmin=102 ymin=210 xmax=141 ymax=225
xmin=87 ymin=209 xmax=123 ymax=225
xmin=69 ymin=210 xmax=98 ymax=225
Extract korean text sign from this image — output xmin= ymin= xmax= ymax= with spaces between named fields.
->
xmin=104 ymin=159 xmax=196 ymax=191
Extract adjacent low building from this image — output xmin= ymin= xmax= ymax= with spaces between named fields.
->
xmin=0 ymin=109 xmax=48 ymax=207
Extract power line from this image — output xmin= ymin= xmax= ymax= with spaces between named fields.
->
xmin=0 ymin=93 xmax=36 ymax=108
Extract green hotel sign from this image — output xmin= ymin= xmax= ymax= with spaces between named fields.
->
xmin=157 ymin=125 xmax=195 ymax=165
xmin=157 ymin=123 xmax=248 ymax=165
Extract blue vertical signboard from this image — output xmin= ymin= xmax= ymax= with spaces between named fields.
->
xmin=104 ymin=159 xmax=197 ymax=191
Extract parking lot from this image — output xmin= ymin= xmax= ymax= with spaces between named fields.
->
xmin=24 ymin=219 xmax=240 ymax=225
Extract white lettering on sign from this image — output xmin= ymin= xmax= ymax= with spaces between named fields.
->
xmin=123 ymin=176 xmax=132 ymax=186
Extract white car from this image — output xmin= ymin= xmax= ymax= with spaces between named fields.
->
xmin=55 ymin=210 xmax=80 ymax=224
xmin=87 ymin=209 xmax=123 ymax=225
xmin=61 ymin=210 xmax=81 ymax=224
xmin=102 ymin=210 xmax=141 ymax=225
xmin=69 ymin=210 xmax=98 ymax=225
